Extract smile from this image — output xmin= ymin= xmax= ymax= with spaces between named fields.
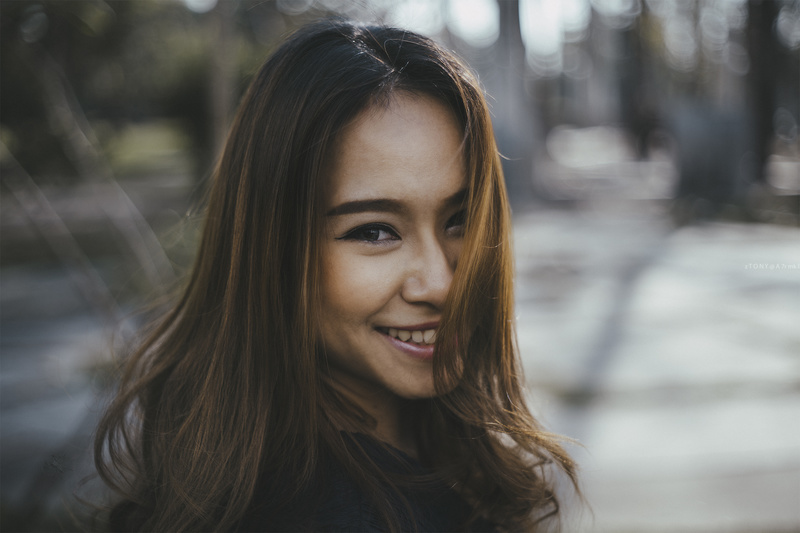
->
xmin=383 ymin=327 xmax=437 ymax=345
xmin=377 ymin=326 xmax=437 ymax=361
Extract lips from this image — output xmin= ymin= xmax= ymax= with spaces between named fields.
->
xmin=376 ymin=324 xmax=438 ymax=360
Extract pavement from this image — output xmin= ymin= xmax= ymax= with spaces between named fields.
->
xmin=514 ymin=199 xmax=800 ymax=532
xmin=2 ymin=160 xmax=799 ymax=531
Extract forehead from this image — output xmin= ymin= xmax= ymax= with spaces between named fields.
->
xmin=326 ymin=92 xmax=466 ymax=206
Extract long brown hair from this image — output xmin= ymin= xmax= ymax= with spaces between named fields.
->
xmin=94 ymin=20 xmax=579 ymax=532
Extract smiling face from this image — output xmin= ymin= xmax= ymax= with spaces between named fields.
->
xmin=318 ymin=92 xmax=467 ymax=409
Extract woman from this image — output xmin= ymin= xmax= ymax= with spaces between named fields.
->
xmin=94 ymin=20 xmax=579 ymax=532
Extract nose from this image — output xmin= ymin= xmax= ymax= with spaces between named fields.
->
xmin=401 ymin=237 xmax=457 ymax=309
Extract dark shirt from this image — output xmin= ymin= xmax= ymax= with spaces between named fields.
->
xmin=236 ymin=435 xmax=495 ymax=532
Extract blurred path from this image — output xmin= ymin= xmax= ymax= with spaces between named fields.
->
xmin=0 ymin=268 xmax=109 ymax=529
xmin=514 ymin=199 xmax=800 ymax=532
xmin=0 ymin=171 xmax=187 ymax=529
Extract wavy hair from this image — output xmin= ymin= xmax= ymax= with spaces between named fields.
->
xmin=94 ymin=20 xmax=579 ymax=532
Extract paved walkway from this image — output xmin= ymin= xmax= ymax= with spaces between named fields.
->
xmin=514 ymin=200 xmax=800 ymax=532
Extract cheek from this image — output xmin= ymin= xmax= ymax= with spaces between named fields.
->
xmin=320 ymin=250 xmax=400 ymax=320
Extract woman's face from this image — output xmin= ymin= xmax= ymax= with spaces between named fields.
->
xmin=319 ymin=92 xmax=466 ymax=404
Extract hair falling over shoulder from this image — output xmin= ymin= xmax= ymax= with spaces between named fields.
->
xmin=94 ymin=19 xmax=580 ymax=532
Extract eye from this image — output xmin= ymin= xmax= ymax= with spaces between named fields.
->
xmin=338 ymin=223 xmax=400 ymax=243
xmin=445 ymin=209 xmax=467 ymax=236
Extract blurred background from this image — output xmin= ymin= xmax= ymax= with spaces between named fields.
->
xmin=1 ymin=0 xmax=798 ymax=531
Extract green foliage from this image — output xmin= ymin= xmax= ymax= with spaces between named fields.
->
xmin=0 ymin=0 xmax=289 ymax=182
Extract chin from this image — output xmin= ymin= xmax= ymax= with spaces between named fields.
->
xmin=391 ymin=379 xmax=438 ymax=400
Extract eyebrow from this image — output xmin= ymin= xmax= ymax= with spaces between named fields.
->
xmin=326 ymin=188 xmax=468 ymax=217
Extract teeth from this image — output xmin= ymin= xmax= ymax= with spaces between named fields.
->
xmin=385 ymin=327 xmax=437 ymax=345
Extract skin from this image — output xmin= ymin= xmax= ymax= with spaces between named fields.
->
xmin=319 ymin=92 xmax=467 ymax=454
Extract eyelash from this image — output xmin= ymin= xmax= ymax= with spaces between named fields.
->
xmin=446 ymin=209 xmax=466 ymax=233
xmin=337 ymin=210 xmax=467 ymax=243
xmin=338 ymin=223 xmax=399 ymax=243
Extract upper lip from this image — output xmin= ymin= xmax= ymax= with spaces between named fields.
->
xmin=381 ymin=321 xmax=440 ymax=330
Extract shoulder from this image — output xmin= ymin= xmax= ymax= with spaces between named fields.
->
xmin=237 ymin=435 xmax=495 ymax=532
xmin=234 ymin=460 xmax=383 ymax=532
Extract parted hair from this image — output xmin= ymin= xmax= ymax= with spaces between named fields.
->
xmin=94 ymin=19 xmax=578 ymax=532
